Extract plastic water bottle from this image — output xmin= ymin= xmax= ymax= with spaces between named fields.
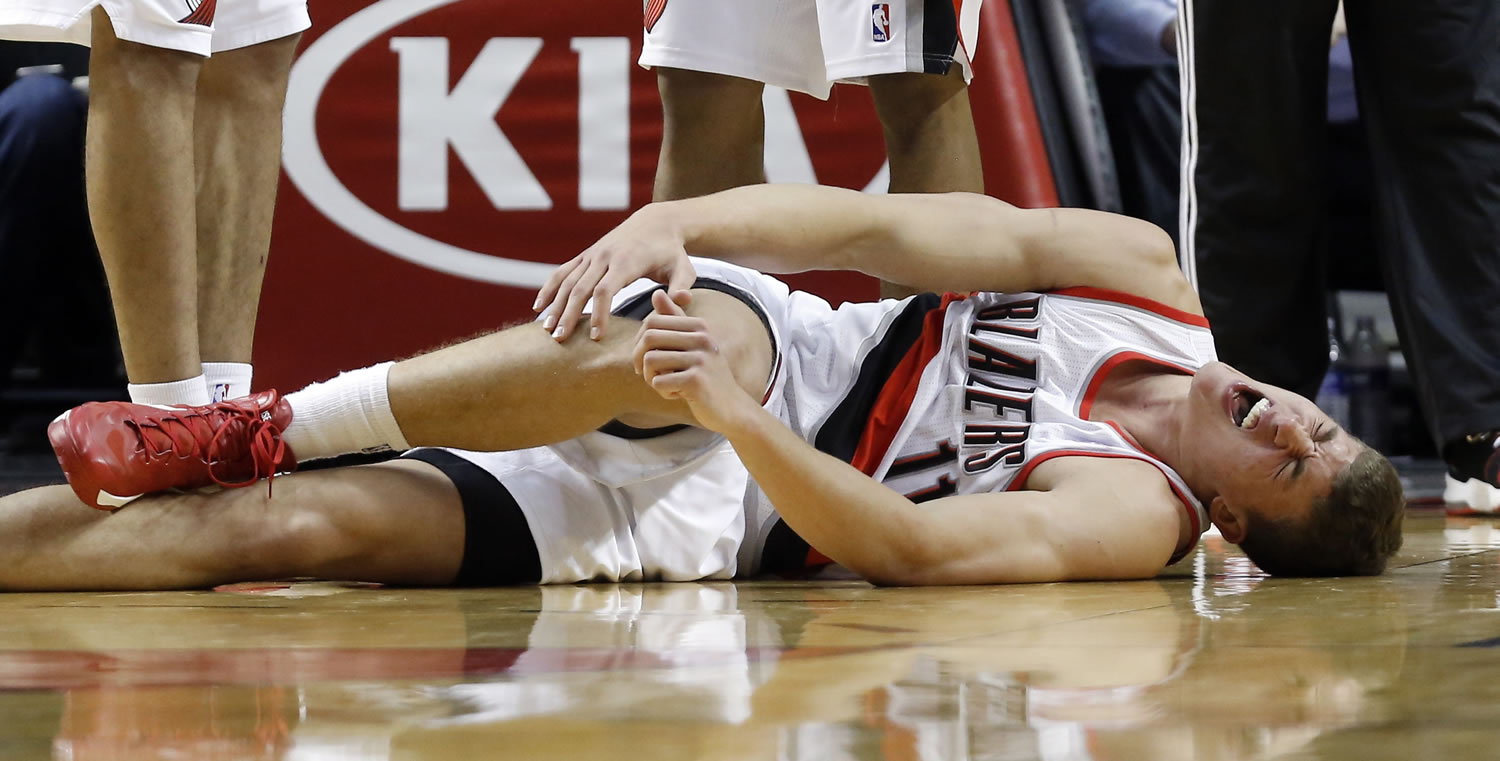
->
xmin=1315 ymin=317 xmax=1351 ymax=433
xmin=1345 ymin=316 xmax=1390 ymax=452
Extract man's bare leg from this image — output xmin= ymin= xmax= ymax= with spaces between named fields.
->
xmin=653 ymin=68 xmax=767 ymax=201
xmin=0 ymin=459 xmax=464 ymax=591
xmin=194 ymin=33 xmax=302 ymax=395
xmin=868 ymin=67 xmax=984 ymax=298
xmin=386 ymin=289 xmax=774 ymax=451
xmin=86 ymin=7 xmax=206 ymax=397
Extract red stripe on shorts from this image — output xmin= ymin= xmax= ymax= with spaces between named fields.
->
xmin=179 ymin=0 xmax=216 ymax=27
xmin=644 ymin=0 xmax=668 ymax=32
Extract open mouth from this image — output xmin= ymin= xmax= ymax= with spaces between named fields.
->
xmin=1229 ymin=386 xmax=1270 ymax=430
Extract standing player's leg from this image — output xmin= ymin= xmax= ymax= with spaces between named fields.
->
xmin=653 ymin=69 xmax=767 ymax=202
xmin=1178 ymin=0 xmax=1340 ymax=400
xmin=1341 ymin=0 xmax=1500 ymax=508
xmin=86 ymin=6 xmax=210 ymax=405
xmin=0 ymin=458 xmax=468 ymax=591
xmin=868 ymin=66 xmax=983 ymax=299
xmin=829 ymin=1 xmax=983 ymax=297
xmin=639 ymin=0 xmax=826 ymax=202
xmin=869 ymin=67 xmax=984 ymax=198
xmin=193 ymin=32 xmax=303 ymax=401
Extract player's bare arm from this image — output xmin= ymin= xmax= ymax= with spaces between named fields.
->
xmin=634 ymin=290 xmax=1183 ymax=585
xmin=538 ymin=184 xmax=1198 ymax=341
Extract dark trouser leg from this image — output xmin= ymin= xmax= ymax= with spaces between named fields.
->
xmin=1343 ymin=0 xmax=1500 ymax=450
xmin=1095 ymin=65 xmax=1181 ymax=245
xmin=0 ymin=75 xmax=98 ymax=388
xmin=1180 ymin=0 xmax=1341 ymax=399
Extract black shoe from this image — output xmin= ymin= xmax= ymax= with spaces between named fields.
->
xmin=1443 ymin=431 xmax=1500 ymax=513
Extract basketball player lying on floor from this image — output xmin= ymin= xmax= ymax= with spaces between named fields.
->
xmin=6 ymin=185 xmax=1405 ymax=591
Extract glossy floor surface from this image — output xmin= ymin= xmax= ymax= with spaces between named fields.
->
xmin=0 ymin=508 xmax=1496 ymax=760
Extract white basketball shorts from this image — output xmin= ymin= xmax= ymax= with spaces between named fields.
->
xmin=411 ymin=258 xmax=914 ymax=584
xmin=640 ymin=0 xmax=983 ymax=98
xmin=0 ymin=0 xmax=310 ymax=57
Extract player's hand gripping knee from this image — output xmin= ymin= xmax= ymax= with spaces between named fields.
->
xmin=536 ymin=204 xmax=698 ymax=343
xmin=633 ymin=290 xmax=757 ymax=434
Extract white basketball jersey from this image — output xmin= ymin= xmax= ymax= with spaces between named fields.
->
xmin=768 ymin=286 xmax=1218 ymax=568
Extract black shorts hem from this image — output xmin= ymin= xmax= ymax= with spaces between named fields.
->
xmin=401 ymin=449 xmax=542 ymax=586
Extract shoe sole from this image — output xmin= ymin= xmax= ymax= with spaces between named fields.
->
xmin=47 ymin=408 xmax=139 ymax=512
xmin=1444 ymin=473 xmax=1500 ymax=515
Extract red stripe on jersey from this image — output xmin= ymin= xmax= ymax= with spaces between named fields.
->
xmin=179 ymin=0 xmax=216 ymax=26
xmin=1077 ymin=351 xmax=1196 ymax=421
xmin=1050 ymin=287 xmax=1211 ymax=328
xmin=804 ymin=292 xmax=966 ymax=570
xmin=849 ymin=292 xmax=967 ymax=477
xmin=644 ymin=0 xmax=668 ymax=32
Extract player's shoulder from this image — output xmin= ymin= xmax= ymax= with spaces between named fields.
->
xmin=1083 ymin=214 xmax=1202 ymax=318
xmin=1024 ymin=454 xmax=1185 ymax=518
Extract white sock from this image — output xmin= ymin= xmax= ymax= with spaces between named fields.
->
xmin=282 ymin=362 xmax=410 ymax=461
xmin=202 ymin=362 xmax=254 ymax=402
xmin=128 ymin=375 xmax=212 ymax=406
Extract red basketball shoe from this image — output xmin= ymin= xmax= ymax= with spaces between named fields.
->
xmin=47 ymin=391 xmax=297 ymax=510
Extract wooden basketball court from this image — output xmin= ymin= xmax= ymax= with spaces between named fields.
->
xmin=0 ymin=506 xmax=1491 ymax=759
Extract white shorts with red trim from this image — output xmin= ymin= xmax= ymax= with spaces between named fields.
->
xmin=428 ymin=258 xmax=912 ymax=582
xmin=640 ymin=0 xmax=983 ymax=98
xmin=0 ymin=0 xmax=309 ymax=56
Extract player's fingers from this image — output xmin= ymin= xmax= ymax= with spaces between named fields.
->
xmin=667 ymin=263 xmax=696 ymax=307
xmin=536 ymin=255 xmax=584 ymax=313
xmin=639 ymin=312 xmax=707 ymax=335
xmin=542 ymin=262 xmax=589 ymax=333
xmin=648 ymin=370 xmax=696 ymax=400
xmin=652 ymin=288 xmax=687 ymax=318
xmin=587 ymin=272 xmax=633 ymax=340
xmin=555 ymin=259 xmax=609 ymax=341
xmin=640 ymin=349 xmax=699 ymax=384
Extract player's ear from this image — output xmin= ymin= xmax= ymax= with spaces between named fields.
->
xmin=1209 ymin=496 xmax=1247 ymax=544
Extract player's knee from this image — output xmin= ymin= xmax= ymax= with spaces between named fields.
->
xmin=92 ymin=29 xmax=202 ymax=89
xmin=685 ymin=289 xmax=774 ymax=400
xmin=657 ymin=68 xmax=764 ymax=136
xmin=870 ymin=69 xmax=970 ymax=139
xmin=196 ymin=494 xmax=360 ymax=580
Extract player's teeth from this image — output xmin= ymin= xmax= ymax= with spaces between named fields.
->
xmin=1240 ymin=397 xmax=1271 ymax=429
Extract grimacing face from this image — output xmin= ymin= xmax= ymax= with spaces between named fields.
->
xmin=1183 ymin=362 xmax=1363 ymax=532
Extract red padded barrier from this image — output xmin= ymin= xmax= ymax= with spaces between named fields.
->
xmin=967 ymin=0 xmax=1061 ymax=209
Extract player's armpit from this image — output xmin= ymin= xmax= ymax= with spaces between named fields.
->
xmin=879 ymin=457 xmax=1185 ymax=586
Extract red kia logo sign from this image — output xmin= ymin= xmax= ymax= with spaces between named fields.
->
xmin=282 ymin=0 xmax=890 ymax=288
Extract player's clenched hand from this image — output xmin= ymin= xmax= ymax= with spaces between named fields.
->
xmin=535 ymin=203 xmax=698 ymax=342
xmin=633 ymin=290 xmax=758 ymax=434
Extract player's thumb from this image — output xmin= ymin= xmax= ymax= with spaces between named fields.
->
xmin=652 ymin=288 xmax=686 ymax=316
xmin=667 ymin=265 xmax=695 ymax=308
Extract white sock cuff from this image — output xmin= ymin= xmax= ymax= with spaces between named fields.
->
xmin=362 ymin=362 xmax=410 ymax=451
xmin=202 ymin=362 xmax=254 ymax=402
xmin=284 ymin=361 xmax=410 ymax=460
xmin=128 ymin=375 xmax=212 ymax=406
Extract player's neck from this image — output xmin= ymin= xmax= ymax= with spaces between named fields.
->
xmin=1085 ymin=362 xmax=1198 ymax=482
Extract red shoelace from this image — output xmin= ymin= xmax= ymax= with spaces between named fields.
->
xmin=127 ymin=399 xmax=290 ymax=493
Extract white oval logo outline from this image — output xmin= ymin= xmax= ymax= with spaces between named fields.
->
xmin=283 ymin=0 xmax=555 ymax=288
xmin=283 ymin=0 xmax=891 ymax=289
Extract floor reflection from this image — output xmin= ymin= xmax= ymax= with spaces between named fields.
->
xmin=0 ymin=517 xmax=1492 ymax=760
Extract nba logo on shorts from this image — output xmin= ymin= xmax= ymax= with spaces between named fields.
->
xmin=872 ymin=4 xmax=891 ymax=42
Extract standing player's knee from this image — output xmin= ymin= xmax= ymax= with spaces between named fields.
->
xmin=870 ymin=69 xmax=970 ymax=141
